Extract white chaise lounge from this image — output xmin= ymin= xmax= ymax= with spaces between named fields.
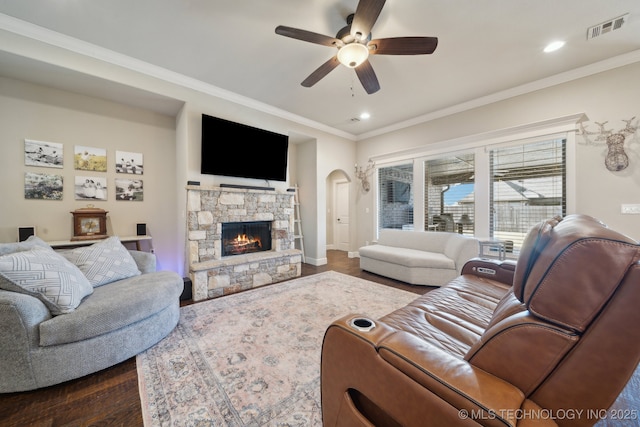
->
xmin=358 ymin=229 xmax=479 ymax=286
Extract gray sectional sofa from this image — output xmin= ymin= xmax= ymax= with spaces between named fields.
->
xmin=359 ymin=229 xmax=479 ymax=286
xmin=0 ymin=236 xmax=183 ymax=393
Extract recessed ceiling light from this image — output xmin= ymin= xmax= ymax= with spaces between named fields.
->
xmin=360 ymin=112 xmax=371 ymax=120
xmin=544 ymin=41 xmax=565 ymax=53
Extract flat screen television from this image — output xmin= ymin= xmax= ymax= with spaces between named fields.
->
xmin=201 ymin=114 xmax=289 ymax=182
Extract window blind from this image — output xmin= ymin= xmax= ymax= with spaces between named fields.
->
xmin=489 ymin=139 xmax=566 ymax=253
xmin=378 ymin=164 xmax=413 ymax=231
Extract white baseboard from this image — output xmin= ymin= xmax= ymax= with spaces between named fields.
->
xmin=304 ymin=256 xmax=328 ymax=266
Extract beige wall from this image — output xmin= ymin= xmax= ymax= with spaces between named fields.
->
xmin=0 ymin=76 xmax=181 ymax=272
xmin=355 ymin=62 xmax=640 ymax=248
xmin=0 ymin=73 xmax=357 ymax=272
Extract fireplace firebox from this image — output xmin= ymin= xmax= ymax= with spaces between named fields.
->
xmin=222 ymin=221 xmax=272 ymax=257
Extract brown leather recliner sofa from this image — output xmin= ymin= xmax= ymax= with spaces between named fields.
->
xmin=321 ymin=214 xmax=640 ymax=427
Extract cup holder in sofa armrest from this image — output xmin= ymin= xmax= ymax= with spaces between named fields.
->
xmin=350 ymin=317 xmax=376 ymax=332
xmin=327 ymin=315 xmax=398 ymax=347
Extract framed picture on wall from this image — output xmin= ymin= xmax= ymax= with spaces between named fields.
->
xmin=24 ymin=172 xmax=63 ymax=200
xmin=75 ymin=146 xmax=107 ymax=171
xmin=115 ymin=151 xmax=143 ymax=175
xmin=74 ymin=176 xmax=107 ymax=201
xmin=115 ymin=178 xmax=143 ymax=201
xmin=24 ymin=139 xmax=63 ymax=169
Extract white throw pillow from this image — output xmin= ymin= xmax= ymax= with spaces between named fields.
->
xmin=0 ymin=247 xmax=93 ymax=315
xmin=61 ymin=236 xmax=141 ymax=287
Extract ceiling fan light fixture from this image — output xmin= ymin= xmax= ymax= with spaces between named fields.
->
xmin=275 ymin=0 xmax=438 ymax=94
xmin=337 ymin=43 xmax=369 ymax=68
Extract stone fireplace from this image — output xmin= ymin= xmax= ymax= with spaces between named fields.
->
xmin=187 ymin=185 xmax=302 ymax=301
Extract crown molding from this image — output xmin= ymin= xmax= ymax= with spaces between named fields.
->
xmin=358 ymin=49 xmax=640 ymax=141
xmin=370 ymin=113 xmax=587 ymax=163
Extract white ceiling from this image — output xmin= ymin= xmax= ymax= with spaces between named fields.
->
xmin=1 ymin=0 xmax=640 ymax=139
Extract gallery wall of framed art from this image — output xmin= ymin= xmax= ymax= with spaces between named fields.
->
xmin=23 ymin=140 xmax=145 ymax=202
xmin=0 ymin=76 xmax=180 ymax=272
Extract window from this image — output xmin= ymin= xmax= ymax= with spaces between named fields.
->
xmin=378 ymin=164 xmax=413 ymax=231
xmin=424 ymin=153 xmax=475 ymax=234
xmin=489 ymin=139 xmax=566 ymax=253
xmin=371 ymin=116 xmax=577 ymax=257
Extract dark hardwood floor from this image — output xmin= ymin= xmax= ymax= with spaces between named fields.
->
xmin=1 ymin=251 xmax=636 ymax=426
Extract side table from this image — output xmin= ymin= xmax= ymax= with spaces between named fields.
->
xmin=478 ymin=240 xmax=506 ymax=260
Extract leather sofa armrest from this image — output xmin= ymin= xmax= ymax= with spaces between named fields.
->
xmin=322 ymin=316 xmax=556 ymax=426
xmin=461 ymin=257 xmax=516 ymax=286
xmin=378 ymin=330 xmax=554 ymax=426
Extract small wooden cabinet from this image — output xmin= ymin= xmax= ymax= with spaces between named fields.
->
xmin=71 ymin=206 xmax=108 ymax=241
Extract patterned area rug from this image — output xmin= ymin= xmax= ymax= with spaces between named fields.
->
xmin=136 ymin=271 xmax=418 ymax=426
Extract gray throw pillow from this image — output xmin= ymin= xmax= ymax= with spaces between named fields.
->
xmin=61 ymin=236 xmax=141 ymax=287
xmin=0 ymin=246 xmax=93 ymax=315
xmin=0 ymin=235 xmax=51 ymax=256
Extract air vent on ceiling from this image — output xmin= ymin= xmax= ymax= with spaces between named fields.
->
xmin=587 ymin=13 xmax=629 ymax=40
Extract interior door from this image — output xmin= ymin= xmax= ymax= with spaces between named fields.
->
xmin=335 ymin=181 xmax=350 ymax=251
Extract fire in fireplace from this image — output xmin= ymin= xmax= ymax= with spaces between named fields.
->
xmin=222 ymin=221 xmax=272 ymax=256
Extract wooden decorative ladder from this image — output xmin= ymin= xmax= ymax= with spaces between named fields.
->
xmin=293 ymin=185 xmax=305 ymax=263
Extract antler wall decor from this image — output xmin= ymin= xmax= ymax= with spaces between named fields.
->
xmin=579 ymin=117 xmax=638 ymax=172
xmin=355 ymin=160 xmax=375 ymax=192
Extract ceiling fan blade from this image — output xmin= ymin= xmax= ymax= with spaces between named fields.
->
xmin=301 ymin=56 xmax=340 ymax=87
xmin=275 ymin=25 xmax=340 ymax=47
xmin=369 ymin=37 xmax=438 ymax=55
xmin=351 ymin=0 xmax=386 ymax=40
xmin=355 ymin=60 xmax=380 ymax=94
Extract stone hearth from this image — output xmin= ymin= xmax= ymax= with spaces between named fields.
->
xmin=187 ymin=185 xmax=302 ymax=301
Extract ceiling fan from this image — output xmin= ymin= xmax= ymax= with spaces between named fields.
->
xmin=275 ymin=0 xmax=438 ymax=94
